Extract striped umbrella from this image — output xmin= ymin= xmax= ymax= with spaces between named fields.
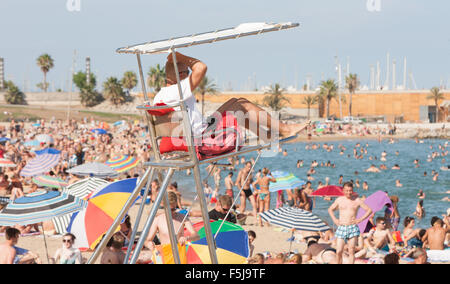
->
xmin=20 ymin=149 xmax=60 ymax=177
xmin=0 ymin=158 xmax=16 ymax=168
xmin=259 ymin=207 xmax=330 ymax=232
xmin=63 ymin=177 xmax=110 ymax=200
xmin=32 ymin=175 xmax=69 ymax=189
xmin=0 ymin=190 xmax=87 ymax=226
xmin=67 ymin=178 xmax=139 ymax=249
xmin=53 ymin=178 xmax=110 ymax=235
xmin=269 ymin=171 xmax=306 ymax=192
xmin=105 ymin=155 xmax=138 ymax=173
xmin=67 ymin=162 xmax=118 ymax=178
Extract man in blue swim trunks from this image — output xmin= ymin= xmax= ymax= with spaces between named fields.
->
xmin=328 ymin=182 xmax=372 ymax=264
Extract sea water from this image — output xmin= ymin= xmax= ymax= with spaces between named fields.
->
xmin=171 ymin=139 xmax=449 ymax=231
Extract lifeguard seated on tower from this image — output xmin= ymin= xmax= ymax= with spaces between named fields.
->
xmin=147 ymin=52 xmax=310 ymax=158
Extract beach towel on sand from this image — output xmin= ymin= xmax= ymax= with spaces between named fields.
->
xmin=426 ymin=249 xmax=450 ymax=263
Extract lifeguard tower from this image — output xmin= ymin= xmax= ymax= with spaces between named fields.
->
xmin=87 ymin=22 xmax=300 ymax=264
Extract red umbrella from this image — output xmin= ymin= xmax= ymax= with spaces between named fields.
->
xmin=310 ymin=185 xmax=344 ymax=197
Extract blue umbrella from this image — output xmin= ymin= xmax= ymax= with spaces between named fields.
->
xmin=91 ymin=128 xmax=107 ymax=135
xmin=0 ymin=190 xmax=87 ymax=226
xmin=20 ymin=150 xmax=61 ymax=177
xmin=269 ymin=171 xmax=306 ymax=192
xmin=35 ymin=148 xmax=61 ymax=155
xmin=113 ymin=120 xmax=125 ymax=127
xmin=0 ymin=137 xmax=10 ymax=143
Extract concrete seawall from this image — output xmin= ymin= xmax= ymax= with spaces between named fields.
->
xmin=0 ymin=92 xmax=81 ymax=106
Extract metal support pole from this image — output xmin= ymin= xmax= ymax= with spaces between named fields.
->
xmin=124 ymin=168 xmax=156 ymax=263
xmin=192 ymin=164 xmax=219 ymax=264
xmin=130 ymin=168 xmax=175 ymax=264
xmin=87 ymin=167 xmax=152 ymax=264
xmin=162 ymin=188 xmax=181 ymax=264
xmin=137 ymin=53 xmax=162 ymax=161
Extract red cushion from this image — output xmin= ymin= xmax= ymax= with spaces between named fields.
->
xmin=146 ymin=103 xmax=175 ymax=116
xmin=158 ymin=112 xmax=241 ymax=159
xmin=159 ymin=136 xmax=188 ymax=154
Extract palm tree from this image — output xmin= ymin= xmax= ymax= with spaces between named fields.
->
xmin=121 ymin=71 xmax=138 ymax=95
xmin=263 ymin=83 xmax=290 ymax=112
xmin=345 ymin=73 xmax=360 ymax=117
xmin=427 ymin=87 xmax=444 ymax=122
xmin=36 ymin=54 xmax=54 ymax=92
xmin=195 ymin=76 xmax=218 ymax=117
xmin=103 ymin=77 xmax=126 ymax=106
xmin=4 ymin=81 xmax=26 ymax=105
xmin=317 ymin=79 xmax=338 ymax=118
xmin=147 ymin=64 xmax=165 ymax=94
xmin=302 ymin=95 xmax=317 ymax=120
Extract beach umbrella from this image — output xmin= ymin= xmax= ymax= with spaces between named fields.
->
xmin=0 ymin=158 xmax=16 ymax=168
xmin=97 ymin=122 xmax=110 ymax=130
xmin=67 ymin=178 xmax=139 ymax=249
xmin=113 ymin=120 xmax=125 ymax=127
xmin=0 ymin=190 xmax=87 ymax=227
xmin=23 ymin=140 xmax=40 ymax=147
xmin=63 ymin=177 xmax=110 ymax=200
xmin=32 ymin=175 xmax=69 ymax=189
xmin=105 ymin=155 xmax=138 ymax=173
xmin=310 ymin=185 xmax=344 ymax=197
xmin=0 ymin=137 xmax=10 ymax=144
xmin=269 ymin=171 xmax=306 ymax=192
xmin=259 ymin=207 xmax=330 ymax=232
xmin=52 ymin=177 xmax=111 ymax=235
xmin=20 ymin=150 xmax=60 ymax=177
xmin=67 ymin=162 xmax=118 ymax=178
xmin=91 ymin=128 xmax=107 ymax=135
xmin=35 ymin=134 xmax=54 ymax=144
xmin=186 ymin=221 xmax=249 ymax=264
xmin=357 ymin=191 xmax=393 ymax=233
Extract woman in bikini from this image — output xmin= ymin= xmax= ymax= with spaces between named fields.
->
xmin=253 ymin=168 xmax=276 ymax=227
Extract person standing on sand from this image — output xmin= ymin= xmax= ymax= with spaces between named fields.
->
xmin=253 ymin=168 xmax=276 ymax=226
xmin=236 ymin=161 xmax=257 ymax=218
xmin=328 ymin=182 xmax=372 ymax=264
xmin=224 ymin=172 xmax=235 ymax=200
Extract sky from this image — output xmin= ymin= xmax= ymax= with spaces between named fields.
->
xmin=0 ymin=0 xmax=449 ymax=92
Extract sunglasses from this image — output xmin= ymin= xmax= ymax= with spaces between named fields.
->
xmin=62 ymin=239 xmax=72 ymax=243
xmin=179 ymin=70 xmax=189 ymax=75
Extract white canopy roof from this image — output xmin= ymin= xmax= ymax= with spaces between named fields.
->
xmin=116 ymin=22 xmax=300 ymax=55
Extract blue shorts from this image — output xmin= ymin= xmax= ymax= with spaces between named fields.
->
xmin=335 ymin=224 xmax=360 ymax=240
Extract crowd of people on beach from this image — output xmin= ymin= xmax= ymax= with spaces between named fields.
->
xmin=0 ymin=116 xmax=448 ymax=264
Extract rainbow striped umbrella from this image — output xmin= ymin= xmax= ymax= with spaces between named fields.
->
xmin=67 ymin=178 xmax=139 ymax=250
xmin=269 ymin=171 xmax=306 ymax=192
xmin=0 ymin=158 xmax=16 ymax=168
xmin=32 ymin=175 xmax=69 ymax=189
xmin=105 ymin=155 xmax=138 ymax=173
xmin=186 ymin=221 xmax=249 ymax=264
